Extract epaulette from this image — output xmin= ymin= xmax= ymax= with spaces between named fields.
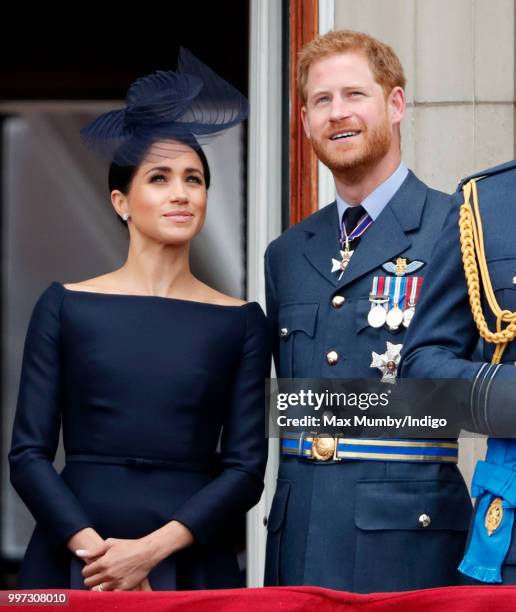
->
xmin=457 ymin=158 xmax=516 ymax=192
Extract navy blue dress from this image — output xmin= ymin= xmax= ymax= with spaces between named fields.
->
xmin=9 ymin=282 xmax=269 ymax=590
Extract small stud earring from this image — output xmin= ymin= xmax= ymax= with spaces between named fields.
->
xmin=122 ymin=212 xmax=129 ymax=221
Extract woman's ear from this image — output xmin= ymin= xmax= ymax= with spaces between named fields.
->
xmin=111 ymin=190 xmax=130 ymax=221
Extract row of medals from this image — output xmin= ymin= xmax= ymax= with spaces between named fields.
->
xmin=335 ymin=240 xmax=416 ymax=331
xmin=367 ymin=296 xmax=416 ymax=331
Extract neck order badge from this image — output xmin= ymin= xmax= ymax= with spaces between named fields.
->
xmin=331 ymin=206 xmax=373 ymax=280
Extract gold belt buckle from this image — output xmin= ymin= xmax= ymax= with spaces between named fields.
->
xmin=311 ymin=435 xmax=337 ymax=461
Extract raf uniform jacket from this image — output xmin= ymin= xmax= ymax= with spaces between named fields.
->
xmin=267 ymin=170 xmax=455 ymax=379
xmin=401 ymin=159 xmax=516 ymax=583
xmin=264 ymin=169 xmax=473 ymax=592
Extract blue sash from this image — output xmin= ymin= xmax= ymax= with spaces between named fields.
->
xmin=459 ymin=438 xmax=516 ymax=583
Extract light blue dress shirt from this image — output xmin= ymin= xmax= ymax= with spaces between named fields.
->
xmin=336 ymin=162 xmax=409 ymax=225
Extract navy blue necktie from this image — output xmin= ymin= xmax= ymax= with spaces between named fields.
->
xmin=342 ymin=205 xmax=366 ymax=247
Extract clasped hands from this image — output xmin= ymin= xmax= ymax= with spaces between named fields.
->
xmin=68 ymin=521 xmax=193 ymax=592
xmin=76 ymin=537 xmax=155 ymax=591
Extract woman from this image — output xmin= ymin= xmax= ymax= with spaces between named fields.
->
xmin=9 ymin=48 xmax=269 ymax=591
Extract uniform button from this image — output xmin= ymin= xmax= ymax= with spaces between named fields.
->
xmin=513 ymin=275 xmax=516 ymax=285
xmin=331 ymin=295 xmax=346 ymax=308
xmin=419 ymin=513 xmax=431 ymax=528
xmin=280 ymin=327 xmax=288 ymax=337
xmin=326 ymin=350 xmax=339 ymax=365
xmin=263 ymin=516 xmax=268 ymax=527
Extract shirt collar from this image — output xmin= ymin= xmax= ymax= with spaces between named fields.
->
xmin=336 ymin=162 xmax=409 ymax=223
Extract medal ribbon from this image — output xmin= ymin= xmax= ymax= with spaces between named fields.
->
xmin=370 ymin=277 xmax=385 ymax=312
xmin=383 ymin=276 xmax=391 ymax=310
xmin=389 ymin=276 xmax=407 ymax=310
xmin=377 ymin=276 xmax=385 ymax=298
xmin=371 ymin=276 xmax=379 ymax=297
xmin=404 ymin=276 xmax=422 ymax=307
xmin=340 ymin=211 xmax=373 ymax=247
xmin=370 ymin=276 xmax=389 ymax=314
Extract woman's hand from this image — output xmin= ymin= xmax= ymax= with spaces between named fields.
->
xmin=67 ymin=528 xmax=108 ymax=563
xmin=131 ymin=577 xmax=152 ymax=591
xmin=79 ymin=537 xmax=156 ymax=591
xmin=77 ymin=520 xmax=193 ymax=591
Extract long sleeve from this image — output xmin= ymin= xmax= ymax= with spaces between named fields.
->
xmin=400 ymin=195 xmax=516 ymax=436
xmin=9 ymin=284 xmax=92 ymax=543
xmin=264 ymin=244 xmax=280 ymax=372
xmin=170 ymin=303 xmax=270 ymax=546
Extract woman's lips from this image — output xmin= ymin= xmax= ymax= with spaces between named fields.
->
xmin=163 ymin=212 xmax=194 ymax=222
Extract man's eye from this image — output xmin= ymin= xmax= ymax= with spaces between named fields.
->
xmin=315 ymin=96 xmax=330 ymax=105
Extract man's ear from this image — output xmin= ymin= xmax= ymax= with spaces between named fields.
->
xmin=388 ymin=86 xmax=406 ymax=127
xmin=301 ymin=106 xmax=312 ymax=139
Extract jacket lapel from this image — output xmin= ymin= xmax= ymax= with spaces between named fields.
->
xmin=302 ymin=203 xmax=342 ymax=287
xmin=300 ymin=171 xmax=428 ymax=289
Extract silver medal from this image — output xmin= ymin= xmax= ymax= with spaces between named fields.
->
xmin=386 ymin=306 xmax=404 ymax=331
xmin=368 ymin=304 xmax=387 ymax=328
xmin=402 ymin=306 xmax=415 ymax=328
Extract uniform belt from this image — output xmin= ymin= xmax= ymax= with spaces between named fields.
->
xmin=280 ymin=433 xmax=459 ymax=463
xmin=66 ymin=454 xmax=212 ymax=472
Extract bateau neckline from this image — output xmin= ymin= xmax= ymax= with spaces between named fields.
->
xmin=55 ymin=282 xmax=255 ymax=309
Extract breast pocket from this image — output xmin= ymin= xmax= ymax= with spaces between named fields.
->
xmin=355 ymin=298 xmax=373 ymax=334
xmin=489 ymin=259 xmax=516 ymax=309
xmin=353 ymin=479 xmax=472 ymax=592
xmin=277 ymin=303 xmax=318 ymax=377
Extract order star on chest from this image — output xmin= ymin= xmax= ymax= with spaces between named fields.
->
xmin=371 ymin=342 xmax=403 ymax=384
xmin=331 ymin=248 xmax=354 ymax=280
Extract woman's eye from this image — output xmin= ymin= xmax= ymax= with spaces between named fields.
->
xmin=186 ymin=175 xmax=203 ymax=184
xmin=150 ymin=174 xmax=167 ymax=183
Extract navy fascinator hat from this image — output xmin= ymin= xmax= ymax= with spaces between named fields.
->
xmin=81 ymin=47 xmax=249 ymax=166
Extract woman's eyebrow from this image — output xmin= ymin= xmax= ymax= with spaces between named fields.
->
xmin=144 ymin=166 xmax=172 ymax=176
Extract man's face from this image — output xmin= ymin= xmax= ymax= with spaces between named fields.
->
xmin=301 ymin=51 xmax=403 ymax=175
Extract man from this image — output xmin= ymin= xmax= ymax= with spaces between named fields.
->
xmin=263 ymin=30 xmax=472 ymax=593
xmin=401 ymin=160 xmax=516 ymax=584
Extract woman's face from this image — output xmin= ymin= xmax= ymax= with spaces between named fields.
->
xmin=113 ymin=141 xmax=207 ymax=246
